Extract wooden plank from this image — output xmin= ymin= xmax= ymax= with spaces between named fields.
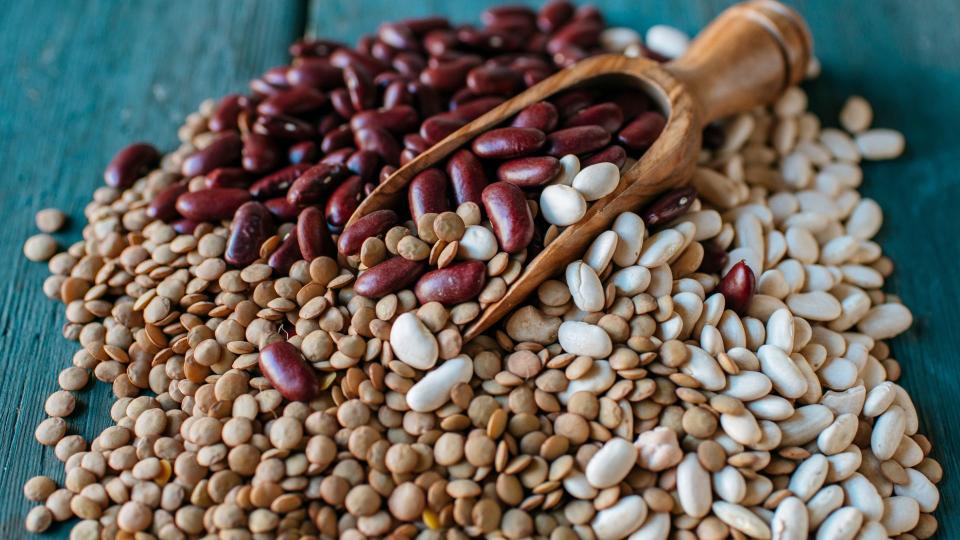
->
xmin=0 ymin=0 xmax=304 ymax=535
xmin=309 ymin=0 xmax=959 ymax=529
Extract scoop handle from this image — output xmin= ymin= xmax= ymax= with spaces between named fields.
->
xmin=665 ymin=0 xmax=813 ymax=124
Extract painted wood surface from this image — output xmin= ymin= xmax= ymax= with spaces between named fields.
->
xmin=0 ymin=0 xmax=956 ymax=536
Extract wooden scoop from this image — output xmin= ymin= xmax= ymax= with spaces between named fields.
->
xmin=347 ymin=0 xmax=812 ymax=340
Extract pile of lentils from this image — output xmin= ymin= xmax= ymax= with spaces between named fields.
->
xmin=20 ymin=2 xmax=941 ymax=539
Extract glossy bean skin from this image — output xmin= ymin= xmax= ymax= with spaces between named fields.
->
xmin=204 ymin=167 xmax=253 ymax=189
xmin=105 ymin=143 xmax=162 ymax=188
xmin=175 ymin=188 xmax=251 ymax=222
xmin=408 ymin=168 xmax=450 ymax=221
xmin=264 ymin=197 xmax=300 ymax=221
xmin=338 ymin=209 xmax=399 ymax=256
xmin=171 ymin=219 xmax=200 ymax=235
xmin=257 ymin=86 xmax=327 ymax=117
xmin=511 ymin=102 xmax=558 ymax=132
xmin=472 ymin=127 xmax=545 ymax=159
xmin=183 ymin=133 xmax=246 ymax=176
xmin=350 ymin=106 xmax=419 ymax=134
xmin=640 ymin=186 xmax=697 ymax=226
xmin=249 ymin=164 xmax=312 ymax=199
xmin=147 ymin=182 xmax=188 ymax=222
xmin=617 ymin=111 xmax=666 ymax=152
xmin=346 ymin=150 xmax=381 ymax=183
xmin=288 ymin=141 xmax=319 ymax=164
xmin=353 ymin=256 xmax=425 ymax=298
xmin=496 ymin=156 xmax=561 ymax=186
xmin=466 ymin=65 xmax=522 ymax=95
xmin=582 ymin=145 xmax=627 ymax=169
xmin=242 ymin=133 xmax=283 ymax=173
xmin=551 ymin=89 xmax=594 ymax=118
xmin=209 ymin=94 xmax=244 ymax=132
xmin=321 ymin=124 xmax=354 ymax=154
xmin=354 ymin=127 xmax=401 ymax=166
xmin=253 ymin=115 xmax=316 ymax=140
xmin=414 ymin=261 xmax=487 ymax=305
xmin=286 ymin=163 xmax=350 ymax=207
xmin=268 ymin=229 xmax=302 ymax=275
xmin=482 ymin=181 xmax=534 ymax=253
xmin=564 ymin=102 xmax=624 ymax=132
xmin=545 ymin=125 xmax=610 ymax=156
xmin=448 ymin=97 xmax=505 ymax=122
xmin=297 ymin=206 xmax=335 ymax=262
xmin=446 ymin=149 xmax=488 ymax=206
xmin=286 ymin=58 xmax=342 ymax=90
xmin=343 ymin=64 xmax=376 ymax=111
xmin=719 ymin=260 xmax=756 ymax=315
xmin=325 ymin=175 xmax=364 ymax=232
xmin=226 ymin=202 xmax=274 ymax=266
xmin=259 ymin=341 xmax=319 ymax=402
xmin=420 ymin=115 xmax=467 ymax=145
xmin=538 ymin=0 xmax=575 ymax=32
xmin=420 ymin=56 xmax=481 ymax=92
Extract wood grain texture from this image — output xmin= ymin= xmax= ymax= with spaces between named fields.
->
xmin=309 ymin=0 xmax=959 ymax=532
xmin=0 ymin=0 xmax=304 ymax=536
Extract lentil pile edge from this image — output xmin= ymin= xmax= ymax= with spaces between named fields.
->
xmin=20 ymin=2 xmax=940 ymax=539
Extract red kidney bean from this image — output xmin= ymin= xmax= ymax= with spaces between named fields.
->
xmin=420 ymin=56 xmax=481 ymax=92
xmin=346 ymin=150 xmax=381 ymax=183
xmin=104 ymin=143 xmax=161 ymax=188
xmin=175 ymin=188 xmax=251 ymax=222
xmin=371 ymin=41 xmax=397 ymax=64
xmin=321 ymin=148 xmax=353 ymax=165
xmin=582 ymin=145 xmax=627 ymax=169
xmin=325 ymin=175 xmax=364 ymax=231
xmin=253 ymin=114 xmax=316 ymax=140
xmin=423 ymin=29 xmax=458 ymax=57
xmin=446 ymin=149 xmax=487 ymax=206
xmin=420 ymin=115 xmax=466 ymax=145
xmin=350 ymin=105 xmax=419 ymax=134
xmin=353 ymin=256 xmax=425 ymax=298
xmin=338 ymin=209 xmax=400 ymax=256
xmin=719 ymin=260 xmax=756 ymax=315
xmin=286 ymin=58 xmax=342 ymax=90
xmin=171 ymin=219 xmax=200 ymax=235
xmin=204 ymin=168 xmax=253 ymax=189
xmin=404 ymin=134 xmax=431 ymax=154
xmin=640 ymin=186 xmax=697 ymax=226
xmin=289 ymin=38 xmax=343 ymax=58
xmin=415 ymin=261 xmax=488 ymax=305
xmin=257 ymin=86 xmax=327 ymax=117
xmin=297 ymin=206 xmax=335 ymax=262
xmin=483 ymin=5 xmax=536 ymax=25
xmin=618 ymin=111 xmax=667 ymax=152
xmin=551 ymin=43 xmax=588 ymax=68
xmin=343 ymin=64 xmax=376 ymax=111
xmin=264 ymin=197 xmax=300 ymax=221
xmin=379 ymin=165 xmax=397 ymax=183
xmin=383 ymin=80 xmax=414 ymax=108
xmin=354 ymin=127 xmax=401 ymax=166
xmin=250 ymin=72 xmax=287 ymax=96
xmin=496 ymin=156 xmax=561 ymax=187
xmin=547 ymin=20 xmax=602 ymax=53
xmin=209 ymin=94 xmax=244 ymax=132
xmin=330 ymin=48 xmax=387 ymax=76
xmin=467 ymin=65 xmax=522 ymax=95
xmin=523 ymin=68 xmax=551 ymax=87
xmin=408 ymin=81 xmax=442 ymax=117
xmin=288 ymin=141 xmax=319 ymax=164
xmin=472 ymin=127 xmax=545 ymax=159
xmin=447 ymin=96 xmax=504 ymax=122
xmin=241 ymin=133 xmax=282 ymax=173
xmin=249 ymin=164 xmax=312 ymax=200
xmin=400 ymin=149 xmax=417 ymax=165
xmin=564 ymin=102 xmax=624 ymax=132
xmin=147 ymin=182 xmax=188 ymax=222
xmin=321 ymin=124 xmax=353 ymax=154
xmin=287 ymin=162 xmax=350 ymax=207
xmin=226 ymin=202 xmax=274 ymax=266
xmin=408 ymin=168 xmax=449 ymax=221
xmin=699 ymin=240 xmax=729 ymax=274
xmin=329 ymin=88 xmax=356 ymax=118
xmin=551 ymin=89 xmax=594 ymax=118
xmin=262 ymin=66 xmax=291 ymax=86
xmin=537 ymin=0 xmax=575 ymax=32
xmin=393 ymin=53 xmax=426 ymax=76
xmin=545 ymin=125 xmax=610 ymax=156
xmin=457 ymin=28 xmax=522 ymax=53
xmin=378 ymin=23 xmax=419 ymax=51
xmin=268 ymin=229 xmax=302 ymax=275
xmin=183 ymin=133 xmax=244 ymax=176
xmin=259 ymin=341 xmax=319 ymax=402
xmin=482 ymin=181 xmax=534 ymax=253
xmin=511 ymin=102 xmax=558 ymax=132
xmin=404 ymin=16 xmax=450 ymax=35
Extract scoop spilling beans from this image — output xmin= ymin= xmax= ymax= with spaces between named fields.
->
xmin=21 ymin=2 xmax=942 ymax=539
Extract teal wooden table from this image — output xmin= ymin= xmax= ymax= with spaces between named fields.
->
xmin=1 ymin=1 xmax=956 ymax=537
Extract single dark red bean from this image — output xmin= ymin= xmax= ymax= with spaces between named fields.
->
xmin=325 ymin=175 xmax=364 ymax=232
xmin=288 ymin=141 xmax=319 ymax=164
xmin=354 ymin=127 xmax=401 ymax=166
xmin=321 ymin=124 xmax=354 ymax=154
xmin=408 ymin=81 xmax=442 ymax=117
xmin=175 ymin=188 xmax=251 ymax=222
xmin=226 ymin=202 xmax=274 ymax=266
xmin=420 ymin=115 xmax=467 ymax=145
xmin=582 ymin=145 xmax=627 ymax=169
xmin=297 ymin=206 xmax=335 ymax=262
xmin=448 ymin=97 xmax=505 ymax=123
xmin=182 ymin=133 xmax=243 ymax=177
xmin=321 ymin=148 xmax=354 ymax=165
xmin=574 ymin=4 xmax=604 ymax=23
xmin=551 ymin=89 xmax=594 ymax=118
xmin=400 ymin=149 xmax=417 ymax=165
xmin=457 ymin=28 xmax=522 ymax=53
xmin=551 ymin=43 xmax=588 ymax=68
xmin=393 ymin=53 xmax=426 ymax=76
xmin=356 ymin=35 xmax=376 ymax=56
xmin=466 ymin=65 xmax=522 ymax=95
xmin=242 ymin=133 xmax=282 ymax=173
xmin=482 ymin=182 xmax=534 ymax=254
xmin=510 ymin=56 xmax=551 ymax=72
xmin=415 ymin=261 xmax=488 ymax=305
xmin=329 ymin=88 xmax=356 ymax=118
xmin=537 ymin=0 xmax=575 ymax=32
xmin=378 ymin=22 xmax=419 ymax=51
xmin=472 ymin=127 xmax=545 ymax=159
xmin=264 ymin=197 xmax=300 ymax=221
xmin=171 ymin=219 xmax=199 ymax=235
xmin=343 ymin=64 xmax=376 ymax=111
xmin=257 ymin=86 xmax=327 ymax=117
xmin=249 ymin=164 xmax=312 ymax=200
xmin=545 ymin=126 xmax=610 ymax=157
xmin=268 ymin=229 xmax=302 ymax=275
xmin=259 ymin=340 xmax=319 ymax=402
xmin=287 ymin=162 xmax=351 ymax=207
xmin=719 ymin=260 xmax=756 ymax=315
xmin=408 ymin=168 xmax=449 ymax=221
xmin=403 ymin=134 xmax=431 ymax=154
xmin=564 ymin=102 xmax=624 ymax=132
xmin=289 ymin=38 xmax=343 ymax=58
xmin=253 ymin=114 xmax=316 ymax=140
xmin=383 ymin=80 xmax=414 ymax=109
xmin=496 ymin=156 xmax=561 ymax=187
xmin=350 ymin=105 xmax=419 ymax=134
xmin=420 ymin=56 xmax=481 ymax=92
xmin=250 ymin=70 xmax=288 ymax=96
xmin=547 ymin=20 xmax=602 ymax=53
xmin=699 ymin=240 xmax=729 ymax=274
xmin=147 ymin=182 xmax=188 ymax=222
xmin=346 ymin=150 xmax=381 ymax=183
xmin=483 ymin=5 xmax=536 ymax=24
xmin=374 ymin=70 xmax=406 ymax=90
xmin=105 ymin=143 xmax=161 ymax=188
xmin=423 ymin=29 xmax=458 ymax=57
xmin=446 ymin=149 xmax=487 ymax=206
xmin=209 ymin=94 xmax=244 ymax=132
xmin=511 ymin=102 xmax=558 ymax=132
xmin=286 ymin=58 xmax=342 ymax=90
xmin=640 ymin=186 xmax=697 ymax=226
xmin=403 ymin=16 xmax=450 ymax=35
xmin=353 ymin=256 xmax=425 ymax=299
xmin=370 ymin=41 xmax=397 ymax=64
xmin=338 ymin=209 xmax=400 ymax=256
xmin=450 ymin=87 xmax=483 ymax=108
xmin=618 ymin=111 xmax=666 ymax=152
xmin=204 ymin=168 xmax=253 ymax=189
xmin=484 ymin=15 xmax=537 ymax=35
xmin=330 ymin=48 xmax=387 ymax=76
xmin=523 ymin=68 xmax=551 ymax=87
